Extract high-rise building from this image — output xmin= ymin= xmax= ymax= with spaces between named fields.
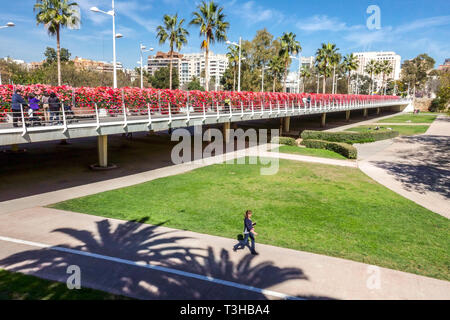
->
xmin=352 ymin=51 xmax=401 ymax=80
xmin=438 ymin=58 xmax=450 ymax=71
xmin=147 ymin=51 xmax=229 ymax=89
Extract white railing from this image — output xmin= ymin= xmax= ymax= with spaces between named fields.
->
xmin=0 ymin=98 xmax=411 ymax=137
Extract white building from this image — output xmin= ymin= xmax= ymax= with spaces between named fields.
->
xmin=148 ymin=51 xmax=229 ymax=89
xmin=301 ymin=56 xmax=315 ymax=69
xmin=352 ymin=51 xmax=401 ymax=81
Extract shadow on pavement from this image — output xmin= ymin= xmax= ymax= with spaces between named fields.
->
xmin=0 ymin=218 xmax=321 ymax=300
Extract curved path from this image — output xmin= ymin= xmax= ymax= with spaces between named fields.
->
xmin=357 ymin=115 xmax=450 ymax=218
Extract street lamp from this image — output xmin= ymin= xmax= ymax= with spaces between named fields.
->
xmin=226 ymin=37 xmax=242 ymax=92
xmin=316 ymin=74 xmax=324 ymax=94
xmin=139 ymin=43 xmax=153 ymax=89
xmin=261 ymin=65 xmax=270 ymax=92
xmin=290 ymin=54 xmax=302 ymax=93
xmin=333 ymin=77 xmax=342 ymax=94
xmin=90 ymin=1 xmax=123 ymax=89
xmin=0 ymin=22 xmax=15 ymax=29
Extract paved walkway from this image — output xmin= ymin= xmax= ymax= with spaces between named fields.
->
xmin=0 ymin=207 xmax=448 ymax=300
xmin=358 ymin=115 xmax=450 ymax=218
xmin=324 ymin=112 xmax=405 ymax=132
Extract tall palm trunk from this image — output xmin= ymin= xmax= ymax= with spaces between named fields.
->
xmin=205 ymin=38 xmax=210 ymax=91
xmin=273 ymin=77 xmax=276 ymax=92
xmin=56 ymin=25 xmax=61 ymax=86
xmin=322 ymin=76 xmax=326 ymax=94
xmin=169 ymin=45 xmax=174 ymax=90
xmin=233 ymin=65 xmax=236 ymax=91
xmin=283 ymin=60 xmax=288 ymax=93
xmin=347 ymin=73 xmax=351 ymax=94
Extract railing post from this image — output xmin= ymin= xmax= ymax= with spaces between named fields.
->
xmin=122 ymin=101 xmax=128 ymax=129
xmin=261 ymin=101 xmax=264 ymax=117
xmin=251 ymin=101 xmax=255 ymax=118
xmin=147 ymin=103 xmax=152 ymax=128
xmin=216 ymin=102 xmax=220 ymax=120
xmin=94 ymin=103 xmax=100 ymax=130
xmin=20 ymin=104 xmax=27 ymax=136
xmin=277 ymin=101 xmax=281 ymax=115
xmin=229 ymin=101 xmax=233 ymax=119
xmin=62 ymin=103 xmax=68 ymax=133
xmin=186 ymin=102 xmax=190 ymax=124
xmin=284 ymin=101 xmax=288 ymax=115
xmin=269 ymin=101 xmax=273 ymax=115
xmin=202 ymin=102 xmax=206 ymax=123
xmin=241 ymin=101 xmax=244 ymax=119
xmin=168 ymin=102 xmax=172 ymax=124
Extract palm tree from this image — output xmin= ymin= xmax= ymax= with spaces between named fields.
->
xmin=315 ymin=42 xmax=339 ymax=93
xmin=365 ymin=60 xmax=378 ymax=94
xmin=278 ymin=32 xmax=301 ymax=92
xmin=190 ymin=0 xmax=229 ymax=91
xmin=268 ymin=55 xmax=285 ymax=92
xmin=156 ymin=14 xmax=189 ymax=90
xmin=379 ymin=60 xmax=393 ymax=95
xmin=34 ymin=0 xmax=80 ymax=86
xmin=330 ymin=53 xmax=342 ymax=94
xmin=300 ymin=66 xmax=311 ymax=93
xmin=343 ymin=53 xmax=359 ymax=94
xmin=226 ymin=45 xmax=239 ymax=91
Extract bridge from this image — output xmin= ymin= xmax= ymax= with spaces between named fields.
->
xmin=0 ymin=92 xmax=411 ymax=167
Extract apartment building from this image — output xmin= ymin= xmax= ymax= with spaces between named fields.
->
xmin=353 ymin=51 xmax=401 ymax=80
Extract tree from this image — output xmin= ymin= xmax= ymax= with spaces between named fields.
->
xmin=186 ymin=76 xmax=205 ymax=91
xmin=44 ymin=47 xmax=71 ymax=65
xmin=401 ymin=53 xmax=436 ymax=96
xmin=190 ymin=0 xmax=229 ymax=91
xmin=149 ymin=67 xmax=179 ymax=89
xmin=300 ymin=66 xmax=312 ymax=93
xmin=379 ymin=60 xmax=393 ymax=95
xmin=365 ymin=60 xmax=378 ymax=94
xmin=278 ymin=32 xmax=301 ymax=92
xmin=315 ymin=43 xmax=339 ymax=93
xmin=226 ymin=45 xmax=239 ymax=91
xmin=156 ymin=14 xmax=189 ymax=90
xmin=268 ymin=55 xmax=285 ymax=92
xmin=34 ymin=0 xmax=80 ymax=86
xmin=343 ymin=53 xmax=359 ymax=94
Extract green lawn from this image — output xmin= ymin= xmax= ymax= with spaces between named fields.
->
xmin=346 ymin=125 xmax=430 ymax=136
xmin=51 ymin=158 xmax=450 ymax=281
xmin=377 ymin=113 xmax=437 ymax=123
xmin=0 ymin=269 xmax=129 ymax=300
xmin=275 ymin=145 xmax=348 ymax=160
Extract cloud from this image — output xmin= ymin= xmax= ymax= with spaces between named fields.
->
xmin=227 ymin=0 xmax=284 ymax=25
xmin=395 ymin=15 xmax=450 ymax=34
xmin=297 ymin=15 xmax=351 ymax=32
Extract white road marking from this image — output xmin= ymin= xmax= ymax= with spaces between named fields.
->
xmin=0 ymin=235 xmax=303 ymax=300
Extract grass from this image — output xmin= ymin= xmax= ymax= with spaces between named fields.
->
xmin=0 ymin=269 xmax=130 ymax=300
xmin=346 ymin=125 xmax=430 ymax=136
xmin=275 ymin=145 xmax=348 ymax=160
xmin=51 ymin=158 xmax=450 ymax=281
xmin=377 ymin=113 xmax=437 ymax=123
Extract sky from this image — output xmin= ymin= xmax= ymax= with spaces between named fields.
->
xmin=0 ymin=0 xmax=449 ymax=70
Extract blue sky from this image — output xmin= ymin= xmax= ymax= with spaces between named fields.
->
xmin=0 ymin=0 xmax=449 ymax=70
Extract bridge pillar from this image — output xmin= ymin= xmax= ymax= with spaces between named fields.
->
xmin=376 ymin=107 xmax=380 ymax=115
xmin=282 ymin=117 xmax=290 ymax=133
xmin=345 ymin=110 xmax=351 ymax=122
xmin=98 ymin=135 xmax=108 ymax=168
xmin=363 ymin=108 xmax=368 ymax=118
xmin=223 ymin=122 xmax=231 ymax=144
xmin=320 ymin=113 xmax=327 ymax=128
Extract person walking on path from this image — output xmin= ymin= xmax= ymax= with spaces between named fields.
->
xmin=233 ymin=210 xmax=258 ymax=255
xmin=11 ymin=89 xmax=28 ymax=127
xmin=48 ymin=92 xmax=61 ymax=124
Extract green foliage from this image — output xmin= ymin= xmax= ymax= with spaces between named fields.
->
xmin=301 ymin=129 xmax=399 ymax=144
xmin=186 ymin=77 xmax=205 ymax=91
xmin=401 ymin=53 xmax=436 ymax=92
xmin=271 ymin=136 xmax=297 ymax=146
xmin=44 ymin=47 xmax=71 ymax=65
xmin=430 ymin=71 xmax=450 ymax=112
xmin=148 ymin=67 xmax=179 ymax=89
xmin=301 ymin=139 xmax=357 ymax=159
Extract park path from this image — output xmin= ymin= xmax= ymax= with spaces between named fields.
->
xmin=0 ymin=206 xmax=448 ymax=300
xmin=358 ymin=115 xmax=450 ymax=218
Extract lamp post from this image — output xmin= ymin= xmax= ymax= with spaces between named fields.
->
xmin=316 ymin=74 xmax=324 ymax=94
xmin=139 ymin=43 xmax=153 ymax=89
xmin=226 ymin=37 xmax=242 ymax=92
xmin=333 ymin=77 xmax=342 ymax=94
xmin=91 ymin=1 xmax=123 ymax=89
xmin=261 ymin=65 xmax=270 ymax=92
xmin=0 ymin=22 xmax=15 ymax=30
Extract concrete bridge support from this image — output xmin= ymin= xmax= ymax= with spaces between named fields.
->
xmin=320 ymin=113 xmax=327 ymax=128
xmin=282 ymin=117 xmax=290 ymax=133
xmin=363 ymin=108 xmax=368 ymax=118
xmin=345 ymin=110 xmax=351 ymax=122
xmin=376 ymin=107 xmax=381 ymax=115
xmin=98 ymin=135 xmax=108 ymax=168
xmin=223 ymin=122 xmax=231 ymax=144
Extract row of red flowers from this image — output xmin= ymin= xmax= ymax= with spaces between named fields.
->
xmin=0 ymin=84 xmax=399 ymax=117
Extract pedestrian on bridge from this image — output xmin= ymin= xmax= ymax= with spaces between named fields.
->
xmin=48 ymin=92 xmax=61 ymax=124
xmin=11 ymin=89 xmax=27 ymax=127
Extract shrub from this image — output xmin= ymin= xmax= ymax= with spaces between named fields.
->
xmin=271 ymin=136 xmax=297 ymax=146
xmin=301 ymin=139 xmax=357 ymax=159
xmin=301 ymin=130 xmax=399 ymax=144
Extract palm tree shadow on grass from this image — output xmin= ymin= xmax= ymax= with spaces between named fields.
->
xmin=0 ymin=217 xmax=329 ymax=299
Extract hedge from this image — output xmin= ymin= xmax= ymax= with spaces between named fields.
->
xmin=301 ymin=139 xmax=357 ymax=159
xmin=271 ymin=136 xmax=297 ymax=146
xmin=300 ymin=130 xmax=399 ymax=144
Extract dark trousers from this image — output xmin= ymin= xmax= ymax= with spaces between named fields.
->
xmin=234 ymin=233 xmax=256 ymax=253
xmin=12 ymin=110 xmax=21 ymax=127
